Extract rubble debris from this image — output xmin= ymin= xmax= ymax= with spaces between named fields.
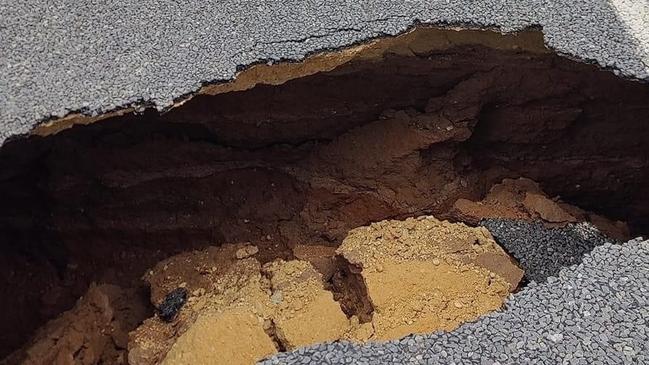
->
xmin=128 ymin=243 xmax=271 ymax=365
xmin=261 ymin=239 xmax=649 ymax=365
xmin=127 ymin=216 xmax=521 ymax=363
xmin=262 ymin=260 xmax=350 ymax=350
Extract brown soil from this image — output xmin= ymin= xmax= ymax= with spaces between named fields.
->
xmin=451 ymin=177 xmax=630 ymax=240
xmin=361 ymin=260 xmax=505 ymax=340
xmin=337 ymin=216 xmax=520 ymax=340
xmin=1 ymin=284 xmax=149 ymax=365
xmin=127 ymin=242 xmax=351 ymax=365
xmin=1 ymin=26 xmax=648 ymax=359
xmin=162 ymin=309 xmax=276 ymax=365
xmin=122 ymin=216 xmax=520 ymax=364
xmin=337 ymin=216 xmax=523 ymax=289
xmin=32 ymin=28 xmax=549 ymax=137
xmin=128 ymin=244 xmax=273 ymax=365
xmin=263 ymin=259 xmax=350 ymax=350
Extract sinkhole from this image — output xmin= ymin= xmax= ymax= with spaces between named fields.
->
xmin=0 ymin=27 xmax=648 ymax=364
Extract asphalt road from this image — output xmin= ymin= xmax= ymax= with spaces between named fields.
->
xmin=1 ymin=0 xmax=649 ymax=145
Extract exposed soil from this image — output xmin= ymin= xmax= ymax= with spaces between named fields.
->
xmin=1 ymin=284 xmax=150 ymax=365
xmin=163 ymin=309 xmax=276 ymax=365
xmin=127 ymin=242 xmax=351 ymax=365
xmin=336 ymin=216 xmax=521 ymax=340
xmin=4 ymin=179 xmax=622 ymax=365
xmin=1 ymin=27 xmax=648 ymax=361
xmin=131 ymin=216 xmax=521 ymax=364
xmin=3 ymin=214 xmax=527 ymax=364
xmin=451 ymin=177 xmax=630 ymax=240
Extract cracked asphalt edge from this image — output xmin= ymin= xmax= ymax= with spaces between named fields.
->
xmin=1 ymin=0 xmax=649 ymax=145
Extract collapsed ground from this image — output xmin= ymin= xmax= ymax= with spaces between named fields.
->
xmin=0 ymin=27 xmax=648 ymax=362
xmin=0 ymin=191 xmax=631 ymax=364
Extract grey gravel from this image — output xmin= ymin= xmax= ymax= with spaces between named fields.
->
xmin=481 ymin=219 xmax=613 ymax=283
xmin=260 ymin=237 xmax=649 ymax=364
xmin=2 ymin=0 xmax=649 ymax=145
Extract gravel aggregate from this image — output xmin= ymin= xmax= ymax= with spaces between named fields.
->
xmin=2 ymin=0 xmax=649 ymax=145
xmin=260 ymin=231 xmax=648 ymax=364
xmin=481 ymin=219 xmax=613 ymax=283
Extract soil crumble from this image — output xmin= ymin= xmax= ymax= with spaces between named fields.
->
xmin=451 ymin=178 xmax=630 ymax=240
xmin=337 ymin=216 xmax=520 ymax=340
xmin=3 ymin=178 xmax=629 ymax=364
xmin=123 ymin=216 xmax=521 ymax=364
xmin=162 ymin=310 xmax=276 ymax=365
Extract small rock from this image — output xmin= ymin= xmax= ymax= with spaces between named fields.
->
xmin=158 ymin=287 xmax=188 ymax=322
xmin=236 ymin=244 xmax=259 ymax=259
xmin=263 ymin=319 xmax=273 ymax=330
xmin=547 ymin=333 xmax=564 ymax=342
xmin=271 ymin=290 xmax=284 ymax=304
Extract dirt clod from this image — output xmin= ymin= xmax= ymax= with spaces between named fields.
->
xmin=262 ymin=260 xmax=350 ymax=350
xmin=235 ymin=244 xmax=259 ymax=260
xmin=337 ymin=216 xmax=520 ymax=340
xmin=522 ymin=192 xmax=576 ymax=223
xmin=128 ymin=242 xmax=351 ymax=364
xmin=337 ymin=216 xmax=523 ymax=291
xmin=161 ymin=309 xmax=277 ymax=365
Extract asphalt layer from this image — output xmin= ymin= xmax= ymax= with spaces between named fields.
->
xmin=260 ymin=234 xmax=649 ymax=365
xmin=2 ymin=0 xmax=649 ymax=145
xmin=481 ymin=219 xmax=612 ymax=283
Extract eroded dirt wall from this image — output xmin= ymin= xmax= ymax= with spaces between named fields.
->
xmin=0 ymin=29 xmax=648 ymax=358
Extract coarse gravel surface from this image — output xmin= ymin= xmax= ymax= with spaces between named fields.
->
xmin=2 ymin=0 xmax=649 ymax=145
xmin=481 ymin=219 xmax=613 ymax=283
xmin=260 ymin=237 xmax=649 ymax=365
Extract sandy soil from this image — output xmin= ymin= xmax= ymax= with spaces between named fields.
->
xmin=161 ymin=309 xmax=276 ymax=365
xmin=337 ymin=216 xmax=521 ymax=340
xmin=127 ymin=241 xmax=353 ymax=365
xmin=122 ymin=216 xmax=521 ymax=365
